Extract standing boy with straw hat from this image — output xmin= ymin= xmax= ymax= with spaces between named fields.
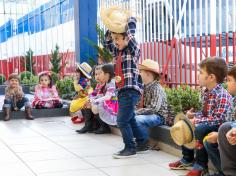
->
xmin=101 ymin=6 xmax=145 ymax=158
xmin=169 ymin=57 xmax=231 ymax=176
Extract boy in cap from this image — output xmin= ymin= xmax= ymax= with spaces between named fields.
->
xmin=101 ymin=6 xmax=145 ymax=158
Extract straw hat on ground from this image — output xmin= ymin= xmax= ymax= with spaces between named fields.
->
xmin=100 ymin=6 xmax=130 ymax=33
xmin=138 ymin=59 xmax=160 ymax=74
xmin=170 ymin=113 xmax=196 ymax=149
xmin=76 ymin=62 xmax=92 ymax=79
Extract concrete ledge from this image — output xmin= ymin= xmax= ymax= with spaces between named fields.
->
xmin=1 ymin=106 xmax=69 ymax=120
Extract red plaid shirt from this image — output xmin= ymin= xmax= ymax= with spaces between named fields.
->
xmin=194 ymin=84 xmax=232 ymax=126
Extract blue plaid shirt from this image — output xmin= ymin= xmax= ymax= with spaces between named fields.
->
xmin=102 ymin=17 xmax=143 ymax=93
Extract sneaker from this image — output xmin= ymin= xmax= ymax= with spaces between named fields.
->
xmin=136 ymin=142 xmax=149 ymax=154
xmin=169 ymin=160 xmax=193 ymax=170
xmin=186 ymin=169 xmax=208 ymax=176
xmin=113 ymin=148 xmax=137 ymax=159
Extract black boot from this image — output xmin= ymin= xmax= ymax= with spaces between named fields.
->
xmin=3 ymin=107 xmax=11 ymax=121
xmin=76 ymin=109 xmax=93 ymax=134
xmin=94 ymin=115 xmax=111 ymax=134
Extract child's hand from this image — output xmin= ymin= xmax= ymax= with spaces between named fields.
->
xmin=189 ymin=118 xmax=195 ymax=124
xmin=206 ymin=132 xmax=218 ymax=143
xmin=186 ymin=108 xmax=195 ymax=119
xmin=226 ymin=128 xmax=236 ymax=145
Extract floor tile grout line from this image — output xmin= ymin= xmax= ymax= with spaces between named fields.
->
xmin=0 ymin=138 xmax=38 ymax=176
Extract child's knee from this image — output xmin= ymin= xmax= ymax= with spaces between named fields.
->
xmin=4 ymin=98 xmax=12 ymax=105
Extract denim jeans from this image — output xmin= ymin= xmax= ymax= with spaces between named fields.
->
xmin=181 ymin=123 xmax=219 ymax=169
xmin=203 ymin=141 xmax=221 ymax=172
xmin=4 ymin=97 xmax=31 ymax=110
xmin=117 ymin=89 xmax=146 ymax=150
xmin=135 ymin=114 xmax=164 ymax=142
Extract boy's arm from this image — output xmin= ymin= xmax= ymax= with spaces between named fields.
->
xmin=102 ymin=30 xmax=116 ymax=56
xmin=126 ymin=17 xmax=140 ymax=57
xmin=194 ymin=94 xmax=230 ymax=125
xmin=136 ymin=88 xmax=164 ymax=115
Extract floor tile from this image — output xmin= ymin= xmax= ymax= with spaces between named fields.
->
xmin=10 ymin=142 xmax=62 ymax=153
xmin=84 ymin=155 xmax=149 ymax=168
xmin=17 ymin=149 xmax=77 ymax=162
xmin=101 ymin=163 xmax=179 ymax=176
xmin=0 ymin=162 xmax=35 ymax=176
xmin=27 ymin=158 xmax=94 ymax=174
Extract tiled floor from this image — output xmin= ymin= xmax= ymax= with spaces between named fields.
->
xmin=0 ymin=116 xmax=188 ymax=176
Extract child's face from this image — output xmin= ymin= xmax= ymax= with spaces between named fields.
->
xmin=198 ymin=67 xmax=215 ymax=87
xmin=111 ymin=33 xmax=128 ymax=51
xmin=9 ymin=78 xmax=19 ymax=88
xmin=99 ymin=70 xmax=109 ymax=83
xmin=75 ymin=71 xmax=81 ymax=80
xmin=227 ymin=75 xmax=236 ymax=96
xmin=94 ymin=69 xmax=101 ymax=82
xmin=139 ymin=70 xmax=149 ymax=85
xmin=40 ymin=75 xmax=50 ymax=87
xmin=98 ymin=57 xmax=104 ymax=65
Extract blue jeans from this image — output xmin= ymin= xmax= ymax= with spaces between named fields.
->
xmin=135 ymin=114 xmax=164 ymax=142
xmin=4 ymin=97 xmax=31 ymax=110
xmin=181 ymin=123 xmax=219 ymax=169
xmin=117 ymin=89 xmax=146 ymax=150
xmin=203 ymin=141 xmax=221 ymax=172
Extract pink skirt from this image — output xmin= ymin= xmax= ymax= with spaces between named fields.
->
xmin=98 ymin=98 xmax=118 ymax=125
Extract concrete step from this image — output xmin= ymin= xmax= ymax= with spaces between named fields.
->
xmin=1 ymin=106 xmax=69 ymax=120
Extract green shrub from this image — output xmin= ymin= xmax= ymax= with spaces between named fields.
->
xmin=56 ymin=76 xmax=75 ymax=100
xmin=51 ymin=72 xmax=59 ymax=84
xmin=165 ymin=85 xmax=201 ymax=114
xmin=20 ymin=71 xmax=33 ymax=82
xmin=20 ymin=75 xmax=38 ymax=85
xmin=0 ymin=74 xmax=6 ymax=84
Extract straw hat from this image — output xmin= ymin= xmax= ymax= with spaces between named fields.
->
xmin=138 ymin=59 xmax=160 ymax=74
xmin=170 ymin=113 xmax=196 ymax=149
xmin=100 ymin=6 xmax=130 ymax=33
xmin=76 ymin=62 xmax=92 ymax=79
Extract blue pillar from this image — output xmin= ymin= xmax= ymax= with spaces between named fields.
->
xmin=74 ymin=0 xmax=98 ymax=63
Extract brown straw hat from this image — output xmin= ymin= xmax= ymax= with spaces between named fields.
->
xmin=100 ymin=6 xmax=130 ymax=33
xmin=138 ymin=59 xmax=160 ymax=74
xmin=170 ymin=113 xmax=196 ymax=149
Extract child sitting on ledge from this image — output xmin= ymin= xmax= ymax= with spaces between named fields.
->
xmin=3 ymin=73 xmax=34 ymax=121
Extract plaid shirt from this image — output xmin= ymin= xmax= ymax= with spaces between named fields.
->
xmin=194 ymin=84 xmax=232 ymax=126
xmin=103 ymin=17 xmax=143 ymax=93
xmin=136 ymin=80 xmax=170 ymax=121
xmin=226 ymin=96 xmax=236 ymax=122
